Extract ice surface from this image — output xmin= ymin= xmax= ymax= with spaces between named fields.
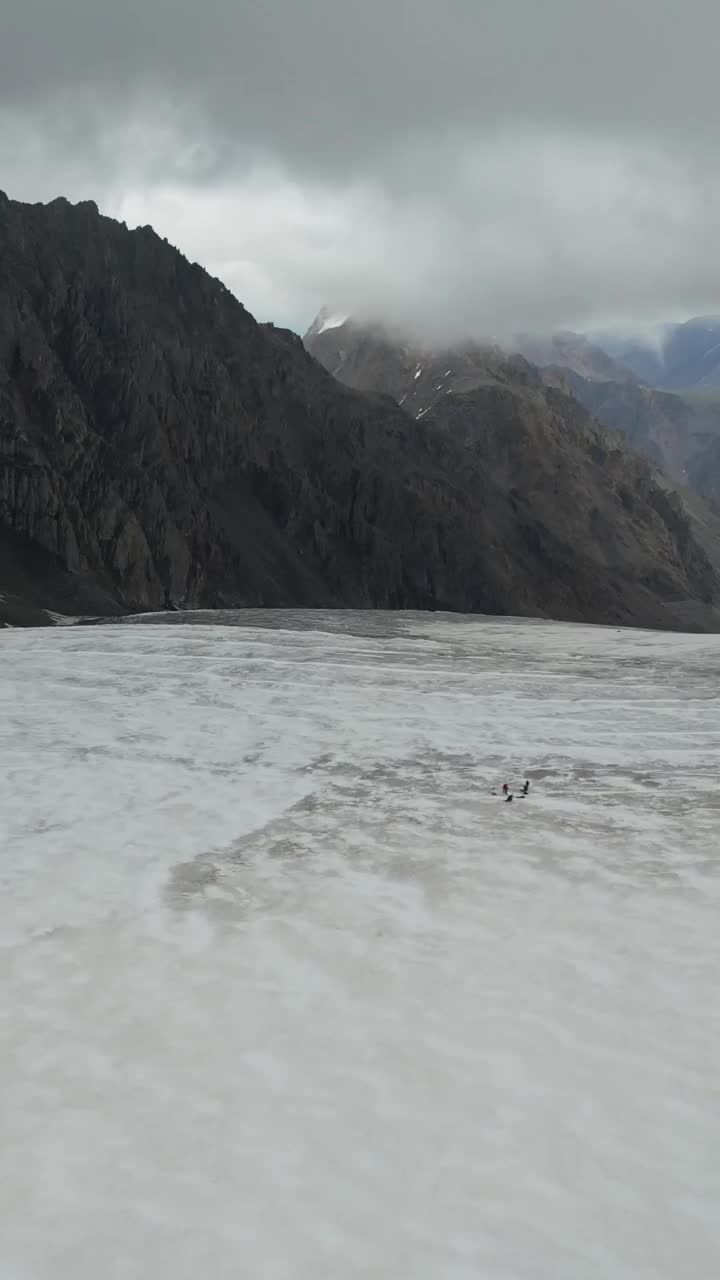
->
xmin=1 ymin=611 xmax=720 ymax=1279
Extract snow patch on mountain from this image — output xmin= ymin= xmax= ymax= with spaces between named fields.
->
xmin=317 ymin=312 xmax=349 ymax=335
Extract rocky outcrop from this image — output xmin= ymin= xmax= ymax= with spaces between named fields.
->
xmin=1 ymin=193 xmax=719 ymax=630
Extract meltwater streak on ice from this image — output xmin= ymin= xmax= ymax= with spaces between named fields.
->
xmin=1 ymin=613 xmax=719 ymax=1279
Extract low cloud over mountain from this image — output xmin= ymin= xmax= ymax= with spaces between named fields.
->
xmin=3 ymin=2 xmax=720 ymax=337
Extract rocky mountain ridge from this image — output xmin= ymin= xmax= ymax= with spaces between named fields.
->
xmin=506 ymin=329 xmax=720 ymax=507
xmin=549 ymin=370 xmax=720 ymax=507
xmin=304 ymin=315 xmax=720 ymax=630
xmin=1 ymin=193 xmax=720 ymax=630
xmin=307 ymin=311 xmax=720 ymax=514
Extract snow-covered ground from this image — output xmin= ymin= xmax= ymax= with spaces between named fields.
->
xmin=2 ymin=611 xmax=719 ymax=1279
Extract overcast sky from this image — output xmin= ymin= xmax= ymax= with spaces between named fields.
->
xmin=2 ymin=0 xmax=720 ymax=338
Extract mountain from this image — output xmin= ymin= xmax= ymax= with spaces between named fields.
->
xmin=1 ymin=195 xmax=719 ymax=632
xmin=305 ymin=315 xmax=720 ymax=630
xmin=320 ymin=315 xmax=720 ymax=516
xmin=0 ymin=198 xmax=516 ymax=626
xmin=449 ymin=321 xmax=720 ymax=508
xmin=303 ymin=316 xmax=539 ymax=414
xmin=549 ymin=372 xmax=720 ymax=507
xmin=512 ymin=332 xmax=637 ymax=385
xmin=503 ymin=327 xmax=720 ymax=508
xmin=593 ymin=317 xmax=720 ymax=391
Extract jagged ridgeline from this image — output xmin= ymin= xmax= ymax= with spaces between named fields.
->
xmin=1 ymin=192 xmax=720 ymax=630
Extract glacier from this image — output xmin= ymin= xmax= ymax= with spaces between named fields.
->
xmin=1 ymin=610 xmax=719 ymax=1278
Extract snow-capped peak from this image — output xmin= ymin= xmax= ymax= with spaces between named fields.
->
xmin=306 ymin=307 xmax=350 ymax=338
xmin=318 ymin=312 xmax=349 ymax=335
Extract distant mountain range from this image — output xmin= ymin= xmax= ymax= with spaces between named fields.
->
xmin=2 ymin=192 xmax=720 ymax=631
xmin=502 ymin=327 xmax=720 ymax=509
xmin=592 ymin=317 xmax=720 ymax=392
xmin=305 ymin=314 xmax=720 ymax=502
xmin=304 ymin=314 xmax=720 ymax=631
xmin=513 ymin=332 xmax=637 ymax=386
xmin=309 ymin=310 xmax=720 ymax=397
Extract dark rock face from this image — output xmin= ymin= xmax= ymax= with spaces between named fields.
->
xmin=0 ymin=194 xmax=508 ymax=621
xmin=1 ymin=194 xmax=719 ymax=631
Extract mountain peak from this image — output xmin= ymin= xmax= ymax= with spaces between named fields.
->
xmin=305 ymin=307 xmax=351 ymax=339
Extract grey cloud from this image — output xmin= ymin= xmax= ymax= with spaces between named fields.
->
xmin=105 ymin=140 xmax=720 ymax=340
xmin=4 ymin=1 xmax=720 ymax=175
xmin=3 ymin=1 xmax=720 ymax=336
